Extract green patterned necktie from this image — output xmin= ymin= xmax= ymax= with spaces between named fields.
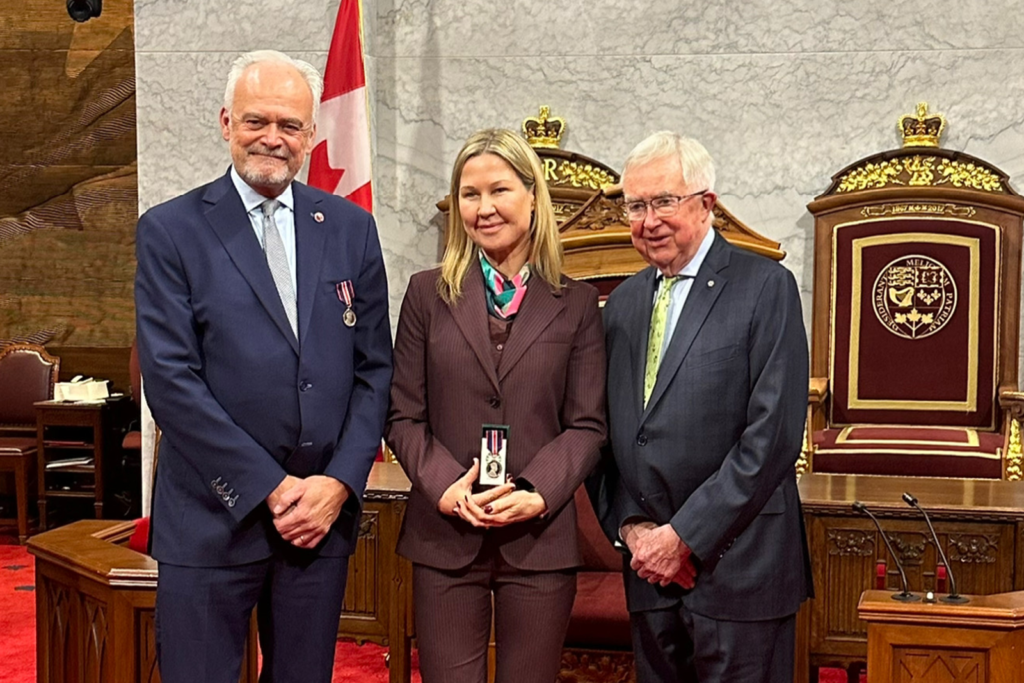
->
xmin=644 ymin=276 xmax=680 ymax=407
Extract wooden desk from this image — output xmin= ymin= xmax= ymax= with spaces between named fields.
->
xmin=859 ymin=589 xmax=1024 ymax=683
xmin=339 ymin=462 xmax=414 ymax=683
xmin=796 ymin=473 xmax=1024 ymax=683
xmin=28 ymin=520 xmax=258 ymax=683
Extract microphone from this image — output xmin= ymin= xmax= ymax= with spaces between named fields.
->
xmin=902 ymin=492 xmax=969 ymax=604
xmin=852 ymin=501 xmax=919 ymax=602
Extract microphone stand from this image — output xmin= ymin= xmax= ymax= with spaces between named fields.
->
xmin=852 ymin=501 xmax=919 ymax=602
xmin=902 ymin=492 xmax=969 ymax=604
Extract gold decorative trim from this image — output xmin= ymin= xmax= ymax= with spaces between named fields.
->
xmin=837 ymin=159 xmax=904 ymax=192
xmin=848 ymin=231 xmax=980 ymax=410
xmin=523 ymin=105 xmax=565 ymax=149
xmin=816 ymin=447 xmax=1001 ymax=460
xmin=1006 ymin=418 xmax=1023 ymax=481
xmin=861 ymin=203 xmax=976 ymax=219
xmin=938 ymin=159 xmax=1004 ymax=192
xmin=899 ymin=102 xmax=946 ymax=148
xmin=836 ymin=156 xmax=1007 ymax=194
xmin=835 ymin=426 xmax=980 ymax=447
xmin=556 ymin=160 xmax=617 ymax=191
xmin=796 ymin=422 xmax=812 ymax=479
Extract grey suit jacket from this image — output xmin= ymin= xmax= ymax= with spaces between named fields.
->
xmin=592 ymin=232 xmax=813 ymax=621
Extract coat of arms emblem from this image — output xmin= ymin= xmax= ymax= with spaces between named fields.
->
xmin=872 ymin=255 xmax=957 ymax=340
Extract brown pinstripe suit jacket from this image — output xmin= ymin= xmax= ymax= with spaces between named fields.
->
xmin=385 ymin=267 xmax=607 ymax=572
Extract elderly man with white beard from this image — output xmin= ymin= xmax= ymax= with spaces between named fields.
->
xmin=134 ymin=50 xmax=392 ymax=683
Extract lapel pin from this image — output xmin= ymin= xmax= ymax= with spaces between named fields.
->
xmin=313 ymin=211 xmax=325 ymax=223
xmin=707 ymin=279 xmax=715 ymax=288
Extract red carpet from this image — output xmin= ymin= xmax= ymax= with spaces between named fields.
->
xmin=0 ymin=543 xmax=850 ymax=682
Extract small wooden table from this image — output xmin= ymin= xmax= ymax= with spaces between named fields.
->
xmin=35 ymin=400 xmax=112 ymax=529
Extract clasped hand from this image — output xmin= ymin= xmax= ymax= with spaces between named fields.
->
xmin=266 ymin=474 xmax=350 ymax=549
xmin=624 ymin=522 xmax=698 ymax=589
xmin=437 ymin=458 xmax=547 ymax=528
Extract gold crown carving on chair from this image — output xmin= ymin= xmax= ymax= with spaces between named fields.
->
xmin=800 ymin=103 xmax=1024 ymax=481
xmin=436 ymin=106 xmax=786 ymax=289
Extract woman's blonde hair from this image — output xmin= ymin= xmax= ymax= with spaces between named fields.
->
xmin=438 ymin=129 xmax=563 ymax=304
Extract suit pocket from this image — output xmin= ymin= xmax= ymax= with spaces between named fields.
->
xmin=686 ymin=342 xmax=744 ymax=369
xmin=758 ymin=486 xmax=786 ymax=515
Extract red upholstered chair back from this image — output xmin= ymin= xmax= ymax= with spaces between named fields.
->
xmin=829 ymin=217 xmax=1000 ymax=428
xmin=0 ymin=343 xmax=60 ymax=428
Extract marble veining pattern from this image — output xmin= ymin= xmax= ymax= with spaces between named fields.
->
xmin=135 ymin=0 xmax=1024 ymax=375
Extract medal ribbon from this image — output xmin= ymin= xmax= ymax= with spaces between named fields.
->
xmin=487 ymin=429 xmax=503 ymax=455
xmin=479 ymin=253 xmax=529 ymax=319
xmin=336 ymin=280 xmax=355 ymax=307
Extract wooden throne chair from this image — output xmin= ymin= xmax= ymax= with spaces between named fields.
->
xmin=800 ymin=103 xmax=1024 ymax=481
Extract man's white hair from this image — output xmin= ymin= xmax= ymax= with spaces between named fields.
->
xmin=223 ymin=50 xmax=324 ymax=120
xmin=622 ymin=131 xmax=716 ymax=193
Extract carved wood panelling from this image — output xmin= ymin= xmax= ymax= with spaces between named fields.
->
xmin=558 ymin=650 xmax=635 ymax=683
xmin=806 ymin=510 xmax=1021 ymax=675
xmin=138 ymin=608 xmax=160 ymax=683
xmin=888 ymin=532 xmax=928 ymax=566
xmin=44 ymin=576 xmax=72 ymax=682
xmin=827 ymin=529 xmax=874 ymax=556
xmin=893 ymin=649 xmax=985 ymax=682
xmin=947 ymin=534 xmax=999 ymax=564
xmin=82 ymin=597 xmax=109 ymax=683
xmin=342 ymin=509 xmax=380 ymax=619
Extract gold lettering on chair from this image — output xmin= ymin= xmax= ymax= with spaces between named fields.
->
xmin=873 ymin=256 xmax=957 ymax=340
xmin=544 ymin=157 xmax=558 ymax=182
xmin=862 ymin=204 xmax=977 ymax=218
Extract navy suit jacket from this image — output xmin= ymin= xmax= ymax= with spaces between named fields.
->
xmin=592 ymin=232 xmax=813 ymax=621
xmin=135 ymin=171 xmax=392 ymax=567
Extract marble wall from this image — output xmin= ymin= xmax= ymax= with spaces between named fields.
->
xmin=135 ymin=0 xmax=1024 ymax=369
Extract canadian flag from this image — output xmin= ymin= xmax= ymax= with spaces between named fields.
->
xmin=308 ymin=0 xmax=372 ymax=211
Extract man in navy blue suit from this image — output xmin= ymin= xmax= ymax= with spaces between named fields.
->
xmin=135 ymin=50 xmax=392 ymax=683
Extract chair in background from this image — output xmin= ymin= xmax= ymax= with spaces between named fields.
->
xmin=801 ymin=103 xmax=1024 ymax=480
xmin=0 ymin=343 xmax=60 ymax=542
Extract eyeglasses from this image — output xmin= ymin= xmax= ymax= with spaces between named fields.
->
xmin=624 ymin=190 xmax=709 ymax=220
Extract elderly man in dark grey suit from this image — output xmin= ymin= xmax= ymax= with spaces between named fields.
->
xmin=592 ymin=131 xmax=812 ymax=682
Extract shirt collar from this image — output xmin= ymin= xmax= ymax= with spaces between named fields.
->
xmin=657 ymin=227 xmax=716 ymax=281
xmin=230 ymin=166 xmax=294 ymax=215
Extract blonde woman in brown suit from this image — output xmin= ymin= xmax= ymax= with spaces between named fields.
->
xmin=386 ymin=128 xmax=607 ymax=683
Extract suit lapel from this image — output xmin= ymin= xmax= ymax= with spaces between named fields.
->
xmin=203 ymin=173 xmax=299 ymax=354
xmin=293 ymin=184 xmax=328 ymax=349
xmin=629 ymin=268 xmax=657 ymax=422
xmin=641 ymin=234 xmax=732 ymax=422
xmin=497 ymin=280 xmax=564 ymax=382
xmin=449 ymin=269 xmax=501 ymax=394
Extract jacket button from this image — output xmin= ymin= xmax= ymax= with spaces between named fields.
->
xmin=488 ymin=396 xmax=501 ymax=408
xmin=637 ymin=434 xmax=648 ymax=446
xmin=299 ymin=381 xmax=312 ymax=392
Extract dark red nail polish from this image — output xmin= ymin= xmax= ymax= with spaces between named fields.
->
xmin=484 ymin=505 xmax=493 ymax=514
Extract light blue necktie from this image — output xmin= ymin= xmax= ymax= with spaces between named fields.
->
xmin=260 ymin=199 xmax=297 ymax=339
